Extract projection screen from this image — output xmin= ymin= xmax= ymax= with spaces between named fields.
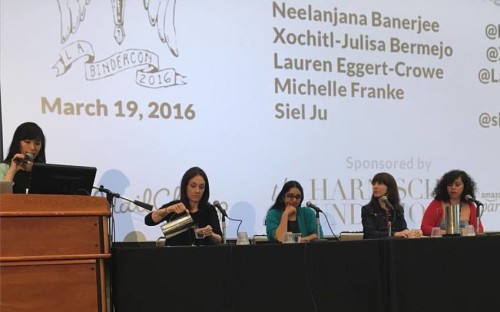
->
xmin=1 ymin=0 xmax=499 ymax=241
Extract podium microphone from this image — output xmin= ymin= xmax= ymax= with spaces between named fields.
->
xmin=132 ymin=200 xmax=153 ymax=211
xmin=93 ymin=185 xmax=153 ymax=211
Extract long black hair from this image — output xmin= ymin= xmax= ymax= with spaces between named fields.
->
xmin=432 ymin=169 xmax=476 ymax=202
xmin=179 ymin=166 xmax=210 ymax=209
xmin=270 ymin=180 xmax=304 ymax=211
xmin=368 ymin=172 xmax=403 ymax=213
xmin=3 ymin=122 xmax=46 ymax=163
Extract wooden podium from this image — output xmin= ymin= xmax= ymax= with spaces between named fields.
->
xmin=0 ymin=194 xmax=111 ymax=312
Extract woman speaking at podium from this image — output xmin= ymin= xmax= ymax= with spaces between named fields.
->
xmin=144 ymin=167 xmax=222 ymax=246
xmin=0 ymin=122 xmax=46 ymax=194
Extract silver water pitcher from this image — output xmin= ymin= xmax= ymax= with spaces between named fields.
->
xmin=445 ymin=204 xmax=460 ymax=235
xmin=160 ymin=212 xmax=195 ymax=239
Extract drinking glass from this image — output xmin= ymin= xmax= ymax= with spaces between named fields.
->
xmin=463 ymin=225 xmax=475 ymax=237
xmin=430 ymin=227 xmax=442 ymax=238
xmin=283 ymin=232 xmax=301 ymax=243
xmin=408 ymin=229 xmax=421 ymax=238
xmin=290 ymin=233 xmax=301 ymax=243
xmin=193 ymin=226 xmax=205 ymax=239
xmin=236 ymin=231 xmax=250 ymax=245
xmin=283 ymin=232 xmax=293 ymax=243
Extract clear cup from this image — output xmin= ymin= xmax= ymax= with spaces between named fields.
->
xmin=193 ymin=226 xmax=205 ymax=240
xmin=283 ymin=232 xmax=292 ymax=243
xmin=408 ymin=229 xmax=421 ymax=238
xmin=236 ymin=231 xmax=250 ymax=245
xmin=283 ymin=232 xmax=301 ymax=243
xmin=290 ymin=233 xmax=301 ymax=243
xmin=430 ymin=227 xmax=442 ymax=238
xmin=462 ymin=224 xmax=475 ymax=237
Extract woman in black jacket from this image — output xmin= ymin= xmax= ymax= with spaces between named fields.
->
xmin=361 ymin=172 xmax=417 ymax=239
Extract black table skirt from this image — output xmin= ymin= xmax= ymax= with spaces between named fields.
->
xmin=112 ymin=235 xmax=500 ymax=312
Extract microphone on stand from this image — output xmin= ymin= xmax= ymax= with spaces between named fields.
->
xmin=14 ymin=153 xmax=34 ymax=164
xmin=380 ymin=196 xmax=394 ymax=237
xmin=212 ymin=200 xmax=227 ymax=244
xmin=132 ymin=200 xmax=154 ymax=211
xmin=380 ymin=196 xmax=394 ymax=210
xmin=465 ymin=195 xmax=483 ymax=206
xmin=306 ymin=201 xmax=323 ymax=213
xmin=306 ymin=201 xmax=324 ymax=240
xmin=213 ymin=200 xmax=228 ymax=217
xmin=465 ymin=195 xmax=483 ymax=235
xmin=93 ymin=185 xmax=153 ymax=211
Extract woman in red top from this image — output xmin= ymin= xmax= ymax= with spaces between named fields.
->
xmin=421 ymin=170 xmax=484 ymax=236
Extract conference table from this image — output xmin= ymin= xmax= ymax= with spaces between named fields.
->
xmin=112 ymin=235 xmax=500 ymax=312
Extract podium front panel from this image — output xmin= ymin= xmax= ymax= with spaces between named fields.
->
xmin=0 ymin=259 xmax=104 ymax=312
xmin=0 ymin=215 xmax=107 ymax=259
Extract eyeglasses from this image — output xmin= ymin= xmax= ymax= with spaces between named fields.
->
xmin=285 ymin=194 xmax=302 ymax=200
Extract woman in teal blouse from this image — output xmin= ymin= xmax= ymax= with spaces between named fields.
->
xmin=266 ymin=180 xmax=323 ymax=242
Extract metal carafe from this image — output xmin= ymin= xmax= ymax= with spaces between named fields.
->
xmin=445 ymin=204 xmax=460 ymax=235
xmin=160 ymin=212 xmax=195 ymax=239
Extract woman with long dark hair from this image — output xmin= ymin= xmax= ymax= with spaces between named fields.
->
xmin=0 ymin=122 xmax=46 ymax=193
xmin=144 ymin=166 xmax=222 ymax=246
xmin=266 ymin=180 xmax=323 ymax=243
xmin=361 ymin=172 xmax=414 ymax=239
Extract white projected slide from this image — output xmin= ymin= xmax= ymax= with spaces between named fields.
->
xmin=1 ymin=0 xmax=499 ymax=241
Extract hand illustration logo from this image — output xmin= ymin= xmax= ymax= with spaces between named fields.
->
xmin=54 ymin=0 xmax=185 ymax=89
xmin=57 ymin=0 xmax=179 ymax=57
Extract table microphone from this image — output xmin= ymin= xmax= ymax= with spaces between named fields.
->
xmin=213 ymin=200 xmax=228 ymax=217
xmin=380 ymin=196 xmax=394 ymax=210
xmin=465 ymin=194 xmax=483 ymax=206
xmin=465 ymin=194 xmax=483 ymax=235
xmin=306 ymin=201 xmax=323 ymax=213
xmin=306 ymin=201 xmax=325 ymax=241
xmin=212 ymin=200 xmax=227 ymax=244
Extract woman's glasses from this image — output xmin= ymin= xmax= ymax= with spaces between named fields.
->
xmin=285 ymin=194 xmax=302 ymax=200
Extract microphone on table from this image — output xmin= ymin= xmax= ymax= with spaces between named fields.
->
xmin=306 ymin=201 xmax=323 ymax=213
xmin=13 ymin=153 xmax=34 ymax=164
xmin=212 ymin=200 xmax=228 ymax=218
xmin=380 ymin=196 xmax=394 ymax=210
xmin=304 ymin=201 xmax=340 ymax=240
xmin=465 ymin=194 xmax=484 ymax=235
xmin=212 ymin=200 xmax=228 ymax=244
xmin=306 ymin=201 xmax=327 ymax=241
xmin=380 ymin=196 xmax=395 ymax=237
xmin=465 ymin=194 xmax=483 ymax=206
